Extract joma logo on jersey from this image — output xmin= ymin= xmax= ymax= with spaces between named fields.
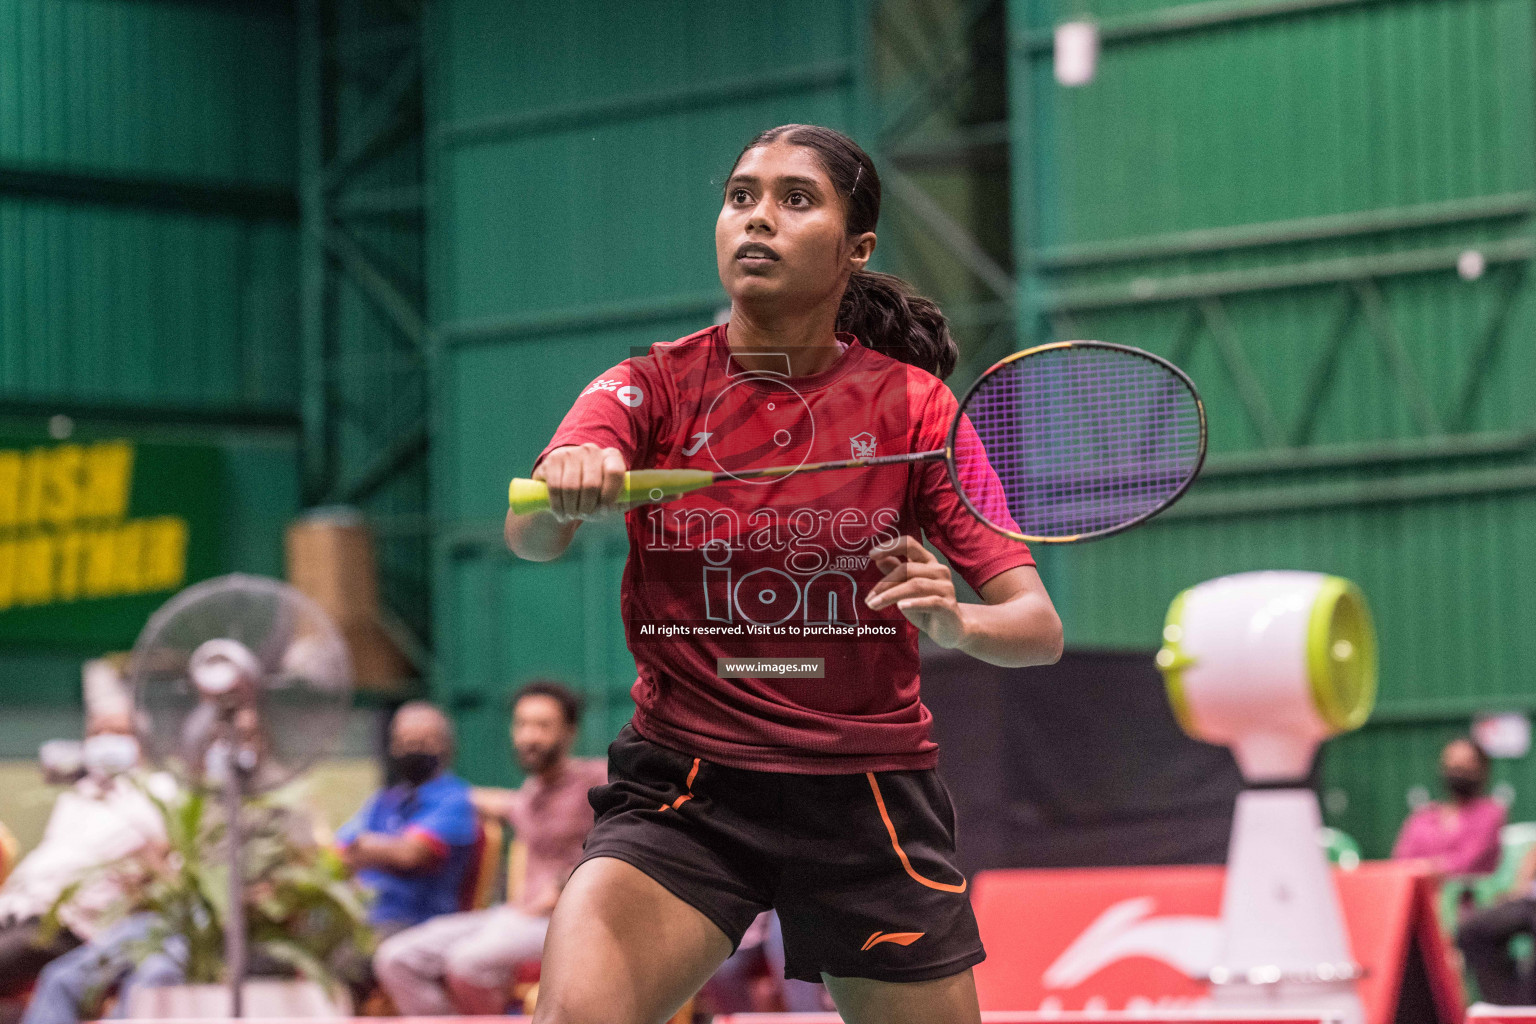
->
xmin=851 ymin=432 xmax=877 ymax=458
xmin=581 ymin=378 xmax=643 ymax=407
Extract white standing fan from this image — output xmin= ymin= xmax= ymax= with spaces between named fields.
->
xmin=127 ymin=574 xmax=354 ymax=1017
xmin=1159 ymin=571 xmax=1377 ymax=1024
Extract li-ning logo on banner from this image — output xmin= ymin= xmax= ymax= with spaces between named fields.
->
xmin=1042 ymin=897 xmax=1219 ymax=990
xmin=850 ymin=432 xmax=877 ymax=459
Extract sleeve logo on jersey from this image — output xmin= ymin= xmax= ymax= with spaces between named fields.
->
xmin=851 ymin=432 xmax=878 ymax=458
xmin=581 ymin=378 xmax=644 ymax=407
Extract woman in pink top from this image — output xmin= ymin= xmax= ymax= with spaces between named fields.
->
xmin=1392 ymin=737 xmax=1504 ymax=876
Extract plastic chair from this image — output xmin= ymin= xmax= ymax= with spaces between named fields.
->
xmin=1438 ymin=822 xmax=1536 ymax=932
xmin=468 ymin=815 xmax=505 ymax=911
xmin=1320 ymin=826 xmax=1361 ymax=870
xmin=0 ymin=821 xmax=18 ymax=886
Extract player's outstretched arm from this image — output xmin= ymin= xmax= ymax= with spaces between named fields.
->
xmin=505 ymin=443 xmax=628 ymax=561
xmin=865 ymin=536 xmax=1063 ymax=668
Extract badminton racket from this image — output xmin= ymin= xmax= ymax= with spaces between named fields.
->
xmin=509 ymin=340 xmax=1206 ymax=544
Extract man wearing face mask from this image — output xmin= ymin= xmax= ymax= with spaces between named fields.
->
xmin=1393 ymin=736 xmax=1504 ymax=877
xmin=335 ymin=702 xmax=477 ymax=938
xmin=373 ymin=681 xmax=606 ymax=1015
xmin=0 ymin=710 xmax=172 ymax=1000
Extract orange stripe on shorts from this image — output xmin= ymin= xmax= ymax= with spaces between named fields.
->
xmin=662 ymin=757 xmax=702 ymax=812
xmin=866 ymin=772 xmax=967 ymax=894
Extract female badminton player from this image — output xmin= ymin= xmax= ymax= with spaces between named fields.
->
xmin=506 ymin=124 xmax=1063 ymax=1024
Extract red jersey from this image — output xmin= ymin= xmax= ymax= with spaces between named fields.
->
xmin=537 ymin=324 xmax=1033 ymax=773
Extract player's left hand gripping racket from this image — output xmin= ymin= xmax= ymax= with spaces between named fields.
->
xmin=509 ymin=340 xmax=1207 ymax=544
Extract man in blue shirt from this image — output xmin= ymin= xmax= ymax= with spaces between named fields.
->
xmin=337 ymin=702 xmax=477 ymax=934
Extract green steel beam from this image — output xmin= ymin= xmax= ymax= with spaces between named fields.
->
xmin=1035 ymin=191 xmax=1535 ymax=270
xmin=335 ymin=185 xmax=424 ymax=219
xmin=437 ymin=60 xmax=853 ymax=151
xmin=1289 ymin=287 xmax=1360 ymax=446
xmin=0 ymin=397 xmax=299 ymax=433
xmin=884 ymin=166 xmax=1016 ymax=302
xmin=0 ymin=163 xmax=296 ymax=220
xmin=1367 ymin=698 xmax=1536 ymax=726
xmin=887 ymin=120 xmax=1010 ymax=169
xmin=332 ymin=419 xmax=429 ymax=505
xmin=1015 ymin=0 xmax=1414 ymax=52
xmin=1452 ymin=262 xmax=1529 ymax=431
xmin=1197 ymin=298 xmax=1284 ymax=447
xmin=850 ymin=0 xmax=874 ymax=139
xmin=1203 ymin=428 xmax=1536 ymax=477
xmin=323 ymin=49 xmax=422 ymax=194
xmin=874 ymin=0 xmax=952 ymax=85
xmin=323 ymin=226 xmax=426 ymax=349
xmin=299 ymin=0 xmax=332 ymax=502
xmin=438 ymin=291 xmax=725 ymax=349
xmin=876 ymin=0 xmax=1002 ymax=145
xmin=1165 ymin=462 xmax=1536 ymax=521
xmin=1000 ymin=0 xmax=1048 ymax=372
xmin=1354 ymin=279 xmax=1442 ymax=436
xmin=387 ymin=0 xmax=422 ymax=21
xmin=336 ymin=22 xmax=416 ymax=64
xmin=942 ymin=299 xmax=1014 ymax=330
xmin=1039 ymin=235 xmax=1535 ymax=313
xmin=377 ymin=602 xmax=432 ymax=676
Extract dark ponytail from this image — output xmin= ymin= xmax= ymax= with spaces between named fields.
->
xmin=837 ymin=270 xmax=957 ymax=382
xmin=730 ymin=124 xmax=959 ymax=381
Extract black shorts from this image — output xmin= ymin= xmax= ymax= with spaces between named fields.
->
xmin=576 ymin=724 xmax=984 ymax=984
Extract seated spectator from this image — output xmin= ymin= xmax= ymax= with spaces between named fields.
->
xmin=23 ymin=726 xmax=336 ymax=1024
xmin=337 ymin=702 xmax=478 ymax=938
xmin=1393 ymin=736 xmax=1503 ymax=877
xmin=701 ymin=911 xmax=830 ymax=1013
xmin=1458 ymin=842 xmax=1536 ymax=1004
xmin=0 ymin=710 xmax=170 ymax=1003
xmin=375 ymin=681 xmax=606 ymax=1015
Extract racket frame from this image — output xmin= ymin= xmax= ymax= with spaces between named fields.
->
xmin=945 ymin=339 xmax=1208 ymax=544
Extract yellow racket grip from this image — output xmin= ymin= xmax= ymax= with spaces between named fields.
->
xmin=508 ymin=469 xmax=716 ymax=514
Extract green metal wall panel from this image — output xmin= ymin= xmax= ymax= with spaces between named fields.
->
xmin=0 ymin=0 xmax=303 ymax=698
xmin=1008 ymin=0 xmax=1536 ymax=853
xmin=0 ymin=0 xmax=294 ymax=182
xmin=428 ymin=0 xmax=863 ymax=783
xmin=1322 ymin=723 xmax=1536 ymax=860
xmin=0 ymin=205 xmax=298 ymax=408
xmin=0 ymin=0 xmax=299 ymax=412
xmin=1051 ymin=491 xmax=1536 ymax=699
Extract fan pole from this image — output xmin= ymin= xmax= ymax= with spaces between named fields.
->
xmin=221 ymin=732 xmax=248 ymax=1018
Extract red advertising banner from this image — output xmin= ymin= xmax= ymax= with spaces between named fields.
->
xmin=971 ymin=860 xmax=1462 ymax=1023
xmin=104 ymin=1013 xmax=1347 ymax=1024
xmin=717 ymin=1016 xmax=1344 ymax=1023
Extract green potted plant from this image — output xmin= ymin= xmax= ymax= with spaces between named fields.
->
xmin=47 ymin=779 xmax=373 ymax=1019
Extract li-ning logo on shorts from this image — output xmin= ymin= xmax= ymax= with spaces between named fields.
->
xmin=861 ymin=930 xmax=925 ymax=951
xmin=850 ymin=431 xmax=877 ymax=459
xmin=582 ymin=378 xmax=644 ymax=408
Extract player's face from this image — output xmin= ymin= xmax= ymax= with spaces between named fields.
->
xmin=716 ymin=140 xmax=874 ymax=313
xmin=511 ymin=694 xmax=574 ymax=773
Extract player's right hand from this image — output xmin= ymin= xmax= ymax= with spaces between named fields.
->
xmin=533 ymin=443 xmax=628 ymax=523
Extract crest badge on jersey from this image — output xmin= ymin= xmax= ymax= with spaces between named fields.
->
xmin=850 ymin=432 xmax=877 ymax=459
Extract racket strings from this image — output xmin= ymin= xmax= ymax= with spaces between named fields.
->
xmin=958 ymin=346 xmax=1204 ymax=539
